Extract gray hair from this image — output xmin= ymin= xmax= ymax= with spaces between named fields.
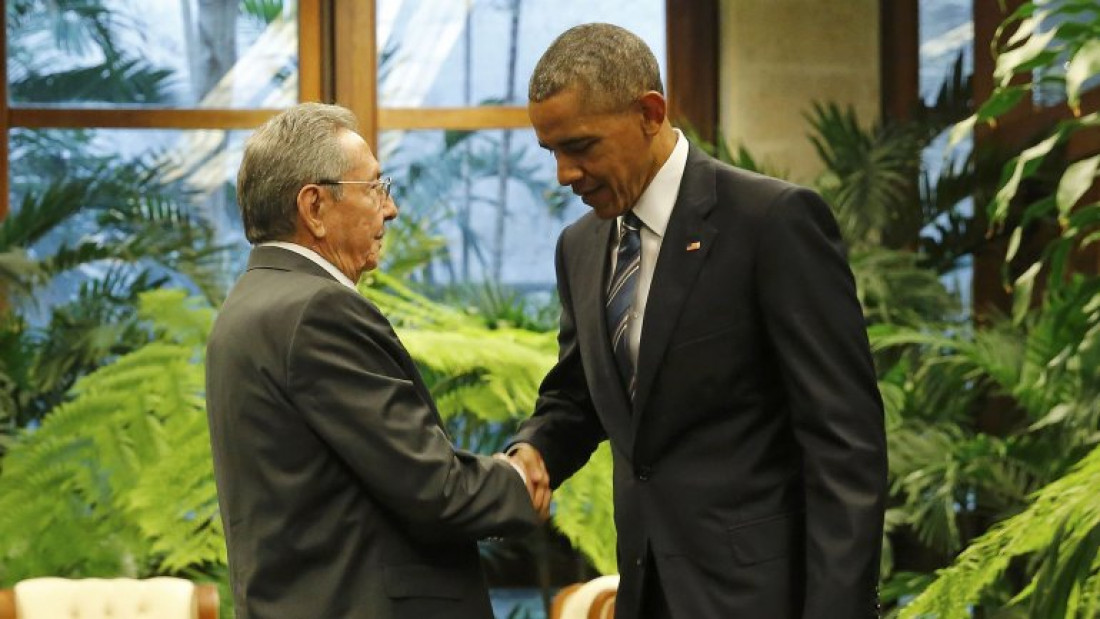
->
xmin=237 ymin=102 xmax=358 ymax=243
xmin=529 ymin=23 xmax=664 ymax=112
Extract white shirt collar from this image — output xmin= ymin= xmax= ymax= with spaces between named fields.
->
xmin=258 ymin=241 xmax=359 ymax=290
xmin=627 ymin=128 xmax=689 ymax=236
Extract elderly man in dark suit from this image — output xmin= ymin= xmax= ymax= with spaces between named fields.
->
xmin=507 ymin=23 xmax=888 ymax=619
xmin=205 ymin=102 xmax=538 ymax=619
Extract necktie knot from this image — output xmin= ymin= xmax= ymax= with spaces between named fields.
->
xmin=621 ymin=211 xmax=642 ymax=235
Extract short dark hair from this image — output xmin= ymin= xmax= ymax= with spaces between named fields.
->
xmin=237 ymin=103 xmax=357 ymax=243
xmin=528 ymin=23 xmax=664 ymax=112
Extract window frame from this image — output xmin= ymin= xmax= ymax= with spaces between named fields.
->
xmin=1 ymin=0 xmax=716 ymax=219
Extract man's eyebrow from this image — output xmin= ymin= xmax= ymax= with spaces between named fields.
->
xmin=538 ymin=136 xmax=595 ymax=152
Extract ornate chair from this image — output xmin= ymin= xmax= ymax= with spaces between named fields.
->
xmin=0 ymin=577 xmax=218 ymax=619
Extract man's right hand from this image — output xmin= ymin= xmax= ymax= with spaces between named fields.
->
xmin=507 ymin=443 xmax=551 ymax=521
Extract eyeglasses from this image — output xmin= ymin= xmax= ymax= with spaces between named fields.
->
xmin=316 ymin=176 xmax=393 ymax=199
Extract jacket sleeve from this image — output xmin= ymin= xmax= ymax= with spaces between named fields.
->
xmin=510 ymin=232 xmax=607 ymax=488
xmin=286 ymin=285 xmax=538 ymax=541
xmin=755 ymin=186 xmax=887 ymax=618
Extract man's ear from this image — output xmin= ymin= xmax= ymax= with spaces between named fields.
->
xmin=638 ymin=91 xmax=667 ymax=135
xmin=297 ymin=184 xmax=327 ymax=238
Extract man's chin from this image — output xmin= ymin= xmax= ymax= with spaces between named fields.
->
xmin=581 ymin=193 xmax=622 ymax=219
xmin=589 ymin=201 xmax=626 ymax=220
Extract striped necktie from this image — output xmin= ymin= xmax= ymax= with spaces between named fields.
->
xmin=607 ymin=211 xmax=643 ymax=395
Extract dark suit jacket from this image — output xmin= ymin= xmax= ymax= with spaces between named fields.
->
xmin=512 ymin=145 xmax=887 ymax=618
xmin=206 ymin=247 xmax=537 ymax=619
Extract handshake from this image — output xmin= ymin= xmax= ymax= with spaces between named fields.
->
xmin=495 ymin=443 xmax=552 ymax=521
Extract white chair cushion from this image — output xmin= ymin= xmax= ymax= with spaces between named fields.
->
xmin=14 ymin=577 xmax=197 ymax=619
xmin=559 ymin=574 xmax=619 ymax=619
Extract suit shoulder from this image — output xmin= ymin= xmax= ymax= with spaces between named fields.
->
xmin=710 ymin=158 xmax=811 ymax=206
xmin=694 ymin=157 xmax=829 ymax=232
xmin=213 ymin=271 xmax=380 ymax=342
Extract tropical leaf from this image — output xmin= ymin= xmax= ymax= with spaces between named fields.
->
xmin=0 ymin=290 xmax=217 ymax=583
xmin=552 ymin=443 xmax=617 ymax=575
xmin=9 ymin=58 xmax=173 ymax=104
xmin=850 ymin=247 xmax=959 ymax=326
xmin=900 ymin=443 xmax=1100 ymax=619
xmin=806 ymin=102 xmax=923 ymax=249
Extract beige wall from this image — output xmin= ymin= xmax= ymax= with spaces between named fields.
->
xmin=718 ymin=0 xmax=880 ymax=184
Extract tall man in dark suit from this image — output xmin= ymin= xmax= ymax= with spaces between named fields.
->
xmin=508 ymin=24 xmax=888 ymax=618
xmin=206 ymin=103 xmax=539 ymax=619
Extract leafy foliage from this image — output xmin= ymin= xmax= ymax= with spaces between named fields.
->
xmin=0 ymin=149 xmax=227 ymax=427
xmin=240 ymin=0 xmax=286 ymax=25
xmin=900 ymin=442 xmax=1100 ymax=619
xmin=0 ymin=290 xmax=220 ymax=583
xmin=808 ymin=102 xmax=923 ymax=249
xmin=5 ymin=0 xmax=173 ymax=105
xmin=891 ymin=1 xmax=1100 ymax=615
xmin=0 ymin=9 xmax=228 ymax=431
xmin=551 ymin=443 xmax=617 ymax=575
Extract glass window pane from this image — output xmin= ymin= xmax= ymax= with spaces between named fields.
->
xmin=380 ymin=128 xmax=584 ymax=289
xmin=6 ymin=1 xmax=298 ymax=108
xmin=377 ymin=0 xmax=666 ymax=108
xmin=919 ymin=0 xmax=973 ymax=104
xmin=9 ymin=127 xmax=252 ymax=309
xmin=920 ymin=0 xmax=974 ymax=310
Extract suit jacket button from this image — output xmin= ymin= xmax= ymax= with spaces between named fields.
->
xmin=636 ymin=466 xmax=652 ymax=481
xmin=635 ymin=557 xmax=644 ymax=566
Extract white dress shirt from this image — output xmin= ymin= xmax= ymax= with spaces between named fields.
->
xmin=609 ymin=129 xmax=690 ymax=367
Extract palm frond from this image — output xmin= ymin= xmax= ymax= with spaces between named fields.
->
xmin=0 ymin=249 xmax=41 ymax=297
xmin=9 ymin=58 xmax=173 ymax=104
xmin=0 ymin=178 xmax=102 ymax=251
xmin=806 ymin=102 xmax=923 ymax=247
xmin=850 ymin=247 xmax=960 ymax=325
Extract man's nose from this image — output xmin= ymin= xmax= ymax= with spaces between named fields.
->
xmin=555 ymin=155 xmax=583 ymax=186
xmin=383 ymin=195 xmax=398 ymax=220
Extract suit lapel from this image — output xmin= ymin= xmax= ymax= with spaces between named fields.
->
xmin=632 ymin=147 xmax=718 ymax=422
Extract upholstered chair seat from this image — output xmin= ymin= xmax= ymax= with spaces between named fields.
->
xmin=552 ymin=574 xmax=619 ymax=619
xmin=0 ymin=577 xmax=218 ymax=619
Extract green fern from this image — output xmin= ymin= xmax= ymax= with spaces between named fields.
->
xmin=364 ymin=271 xmax=558 ymax=423
xmin=0 ymin=289 xmax=216 ymax=584
xmin=900 ymin=443 xmax=1100 ymax=618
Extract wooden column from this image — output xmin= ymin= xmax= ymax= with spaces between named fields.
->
xmin=880 ymin=0 xmax=920 ymax=123
xmin=299 ymin=0 xmax=324 ymax=102
xmin=666 ymin=0 xmax=719 ymax=142
xmin=332 ymin=1 xmax=378 ymax=151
